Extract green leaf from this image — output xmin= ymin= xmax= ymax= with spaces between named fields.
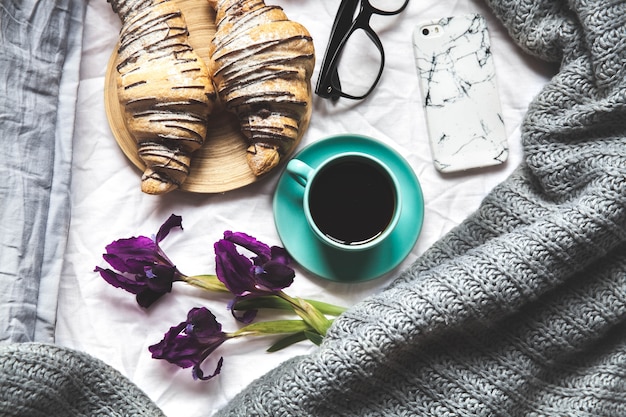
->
xmin=234 ymin=296 xmax=347 ymax=316
xmin=305 ymin=299 xmax=348 ymax=316
xmin=231 ymin=319 xmax=311 ymax=337
xmin=234 ymin=296 xmax=292 ymax=311
xmin=266 ymin=332 xmax=308 ymax=352
xmin=304 ymin=331 xmax=324 ymax=346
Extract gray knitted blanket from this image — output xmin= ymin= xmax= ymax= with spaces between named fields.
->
xmin=0 ymin=343 xmax=166 ymax=416
xmin=1 ymin=0 xmax=625 ymax=415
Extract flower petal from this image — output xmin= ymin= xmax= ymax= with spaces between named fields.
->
xmin=156 ymin=214 xmax=183 ymax=243
xmin=144 ymin=265 xmax=176 ymax=292
xmin=223 ymin=231 xmax=271 ymax=264
xmin=256 ymin=261 xmax=295 ymax=291
xmin=149 ymin=322 xmax=200 ymax=368
xmin=228 ymin=296 xmax=258 ymax=324
xmin=149 ymin=307 xmax=228 ymax=380
xmin=102 ymin=254 xmax=147 ymax=277
xmin=136 ymin=289 xmax=167 ymax=308
xmin=95 ymin=266 xmax=144 ymax=294
xmin=185 ymin=307 xmax=223 ymax=341
xmin=270 ymin=246 xmax=291 ymax=265
xmin=193 ymin=356 xmax=223 ymax=381
xmin=106 ymin=236 xmax=158 ymax=256
xmin=103 ymin=236 xmax=159 ymax=273
xmin=214 ymin=239 xmax=255 ymax=296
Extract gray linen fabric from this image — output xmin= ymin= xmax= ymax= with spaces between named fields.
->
xmin=215 ymin=0 xmax=626 ymax=415
xmin=0 ymin=343 xmax=165 ymax=416
xmin=0 ymin=0 xmax=85 ymax=342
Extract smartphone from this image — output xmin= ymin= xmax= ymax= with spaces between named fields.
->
xmin=412 ymin=14 xmax=508 ymax=173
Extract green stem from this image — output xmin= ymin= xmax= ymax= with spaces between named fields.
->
xmin=306 ymin=299 xmax=347 ymax=316
xmin=277 ymin=291 xmax=333 ymax=336
xmin=182 ymin=274 xmax=229 ymax=293
xmin=227 ymin=319 xmax=313 ymax=338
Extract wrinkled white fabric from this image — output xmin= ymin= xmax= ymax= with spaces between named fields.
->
xmin=55 ymin=0 xmax=553 ymax=416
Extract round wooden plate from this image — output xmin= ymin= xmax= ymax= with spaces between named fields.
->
xmin=104 ymin=0 xmax=310 ymax=193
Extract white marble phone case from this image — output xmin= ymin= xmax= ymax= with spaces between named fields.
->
xmin=412 ymin=14 xmax=508 ymax=173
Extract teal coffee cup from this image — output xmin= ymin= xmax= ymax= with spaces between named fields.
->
xmin=286 ymin=152 xmax=402 ymax=252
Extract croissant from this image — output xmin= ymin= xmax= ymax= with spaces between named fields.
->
xmin=208 ymin=0 xmax=315 ymax=176
xmin=109 ymin=0 xmax=217 ymax=194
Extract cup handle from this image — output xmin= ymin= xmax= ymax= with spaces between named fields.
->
xmin=286 ymin=159 xmax=313 ymax=187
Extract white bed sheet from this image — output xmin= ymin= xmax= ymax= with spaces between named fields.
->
xmin=56 ymin=0 xmax=555 ymax=415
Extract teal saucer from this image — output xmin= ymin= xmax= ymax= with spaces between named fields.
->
xmin=273 ymin=134 xmax=424 ymax=282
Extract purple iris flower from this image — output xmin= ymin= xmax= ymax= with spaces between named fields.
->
xmin=95 ymin=214 xmax=185 ymax=308
xmin=214 ymin=231 xmax=295 ymax=322
xmin=149 ymin=307 xmax=227 ymax=380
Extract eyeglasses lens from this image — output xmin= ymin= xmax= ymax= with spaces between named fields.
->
xmin=334 ymin=28 xmax=383 ymax=99
xmin=367 ymin=0 xmax=408 ymax=13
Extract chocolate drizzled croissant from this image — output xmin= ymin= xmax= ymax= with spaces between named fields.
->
xmin=208 ymin=0 xmax=315 ymax=176
xmin=109 ymin=0 xmax=217 ymax=194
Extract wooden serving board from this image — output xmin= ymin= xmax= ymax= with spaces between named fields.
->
xmin=104 ymin=0 xmax=309 ymax=193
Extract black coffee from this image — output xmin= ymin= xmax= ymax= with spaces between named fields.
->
xmin=309 ymin=158 xmax=396 ymax=245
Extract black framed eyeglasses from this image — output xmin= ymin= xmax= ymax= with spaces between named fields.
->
xmin=315 ymin=0 xmax=409 ymax=101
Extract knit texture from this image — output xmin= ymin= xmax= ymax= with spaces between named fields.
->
xmin=0 ymin=343 xmax=165 ymax=416
xmin=215 ymin=0 xmax=626 ymax=415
